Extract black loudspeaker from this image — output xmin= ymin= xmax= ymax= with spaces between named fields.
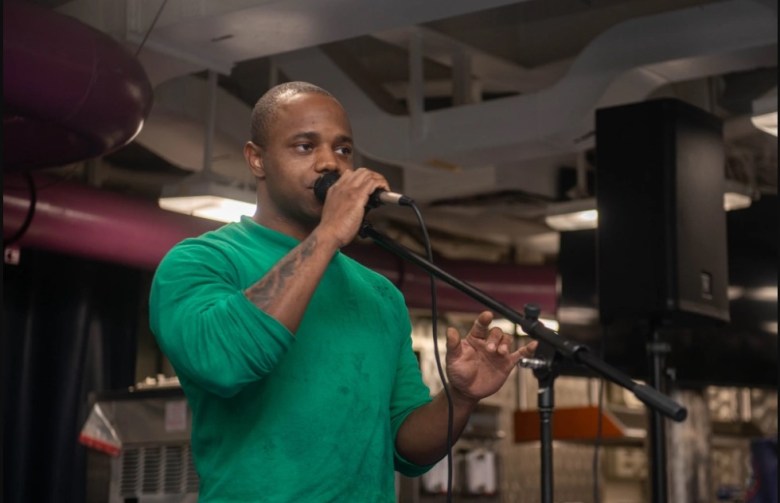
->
xmin=596 ymin=98 xmax=729 ymax=324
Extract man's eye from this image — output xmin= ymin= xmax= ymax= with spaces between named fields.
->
xmin=295 ymin=143 xmax=313 ymax=153
xmin=336 ymin=146 xmax=353 ymax=156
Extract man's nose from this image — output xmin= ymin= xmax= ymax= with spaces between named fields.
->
xmin=315 ymin=148 xmax=349 ymax=175
xmin=314 ymin=148 xmax=338 ymax=172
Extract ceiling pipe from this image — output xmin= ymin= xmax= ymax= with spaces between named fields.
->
xmin=2 ymin=1 xmax=153 ymax=171
xmin=349 ymin=243 xmax=558 ymax=315
xmin=3 ymin=174 xmax=220 ymax=271
xmin=274 ymin=0 xmax=776 ymax=170
xmin=3 ymin=173 xmax=557 ymax=314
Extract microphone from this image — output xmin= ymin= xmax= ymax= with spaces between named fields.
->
xmin=313 ymin=171 xmax=414 ymax=208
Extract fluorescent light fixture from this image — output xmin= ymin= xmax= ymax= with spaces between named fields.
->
xmin=751 ymin=112 xmax=777 ymax=137
xmin=557 ymin=307 xmax=600 ymax=326
xmin=723 ymin=192 xmax=752 ymax=211
xmin=728 ymin=285 xmax=777 ymax=302
xmin=751 ymin=92 xmax=778 ymax=137
xmin=728 ymin=286 xmax=745 ymax=300
xmin=159 ymin=174 xmax=256 ymax=223
xmin=723 ymin=180 xmax=754 ymax=211
xmin=745 ymin=286 xmax=778 ymax=302
xmin=544 ymin=198 xmax=598 ymax=231
xmin=545 ymin=209 xmax=598 ymax=231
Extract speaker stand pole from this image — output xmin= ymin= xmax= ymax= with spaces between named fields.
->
xmin=647 ymin=328 xmax=671 ymax=503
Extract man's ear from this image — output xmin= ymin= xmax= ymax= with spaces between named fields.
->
xmin=244 ymin=141 xmax=265 ymax=178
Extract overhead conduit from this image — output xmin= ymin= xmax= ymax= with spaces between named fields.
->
xmin=3 ymin=174 xmax=220 ymax=271
xmin=3 ymin=173 xmax=557 ymax=313
xmin=273 ymin=0 xmax=776 ymax=169
xmin=3 ymin=1 xmax=153 ymax=171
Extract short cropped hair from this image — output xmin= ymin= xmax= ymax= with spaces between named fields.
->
xmin=250 ymin=81 xmax=336 ymax=147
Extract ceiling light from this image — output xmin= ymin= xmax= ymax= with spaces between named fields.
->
xmin=723 ymin=192 xmax=752 ymax=211
xmin=544 ymin=198 xmax=598 ymax=231
xmin=751 ymin=92 xmax=777 ymax=137
xmin=744 ymin=286 xmax=778 ymax=302
xmin=158 ymin=69 xmax=256 ymax=224
xmin=159 ymin=173 xmax=256 ymax=223
xmin=751 ymin=112 xmax=777 ymax=136
xmin=723 ymin=180 xmax=754 ymax=212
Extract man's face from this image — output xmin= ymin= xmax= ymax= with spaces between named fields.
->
xmin=254 ymin=92 xmax=354 ymax=233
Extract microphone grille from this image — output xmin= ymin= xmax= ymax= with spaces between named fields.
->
xmin=313 ymin=172 xmax=340 ymax=203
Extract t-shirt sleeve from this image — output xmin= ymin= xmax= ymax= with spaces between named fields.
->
xmin=149 ymin=239 xmax=294 ymax=398
xmin=386 ymin=291 xmax=435 ymax=477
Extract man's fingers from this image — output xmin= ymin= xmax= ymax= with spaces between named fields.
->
xmin=470 ymin=311 xmax=494 ymax=339
xmin=446 ymin=327 xmax=462 ymax=355
xmin=485 ymin=327 xmax=505 ymax=351
xmin=514 ymin=340 xmax=539 ymax=361
xmin=524 ymin=340 xmax=539 ymax=355
xmin=495 ymin=332 xmax=515 ymax=355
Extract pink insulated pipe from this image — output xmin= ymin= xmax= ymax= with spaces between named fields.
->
xmin=3 ymin=174 xmax=220 ymax=271
xmin=3 ymin=174 xmax=557 ymax=313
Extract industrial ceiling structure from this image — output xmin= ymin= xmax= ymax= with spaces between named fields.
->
xmin=6 ymin=0 xmax=778 ymax=264
xmin=4 ymin=8 xmax=777 ymax=503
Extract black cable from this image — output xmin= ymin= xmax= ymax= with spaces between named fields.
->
xmin=409 ymin=202 xmax=453 ymax=502
xmin=4 ymin=164 xmax=96 ymax=248
xmin=135 ymin=0 xmax=169 ymax=57
xmin=4 ymin=171 xmax=37 ymax=247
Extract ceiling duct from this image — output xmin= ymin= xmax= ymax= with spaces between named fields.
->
xmin=273 ymin=0 xmax=776 ymax=172
xmin=3 ymin=1 xmax=153 ymax=171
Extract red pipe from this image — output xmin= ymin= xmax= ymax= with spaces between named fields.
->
xmin=347 ymin=242 xmax=558 ymax=315
xmin=3 ymin=174 xmax=557 ymax=314
xmin=3 ymin=174 xmax=219 ymax=271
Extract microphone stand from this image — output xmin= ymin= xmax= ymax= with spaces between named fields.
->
xmin=519 ymin=303 xmax=560 ymax=503
xmin=358 ymin=222 xmax=687 ymax=503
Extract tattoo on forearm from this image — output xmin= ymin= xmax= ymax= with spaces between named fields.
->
xmin=244 ymin=235 xmax=319 ymax=310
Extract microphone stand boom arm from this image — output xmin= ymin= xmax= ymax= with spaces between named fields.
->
xmin=359 ymin=222 xmax=688 ymax=422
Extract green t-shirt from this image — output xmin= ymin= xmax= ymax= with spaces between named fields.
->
xmin=149 ymin=217 xmax=432 ymax=502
